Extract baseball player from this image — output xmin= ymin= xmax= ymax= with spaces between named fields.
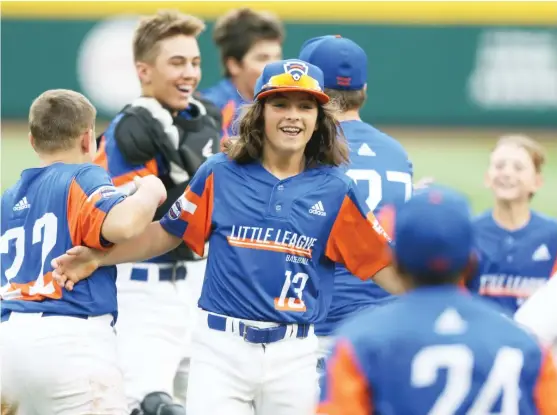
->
xmin=51 ymin=59 xmax=405 ymax=415
xmin=94 ymin=10 xmax=221 ymax=411
xmin=318 ymin=185 xmax=557 ymax=414
xmin=0 ymin=89 xmax=165 ymax=415
xmin=467 ymin=134 xmax=557 ymax=315
xmin=202 ymin=7 xmax=284 ymax=138
xmin=298 ymin=35 xmax=414 ymax=362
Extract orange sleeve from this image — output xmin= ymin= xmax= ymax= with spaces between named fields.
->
xmin=534 ymin=349 xmax=557 ymax=414
xmin=325 ymin=189 xmax=392 ymax=280
xmin=220 ymin=100 xmax=236 ymax=139
xmin=160 ymin=172 xmax=214 ymax=257
xmin=317 ymin=339 xmax=372 ymax=415
xmin=550 ymin=254 xmax=557 ymax=278
xmin=67 ymin=178 xmax=125 ymax=250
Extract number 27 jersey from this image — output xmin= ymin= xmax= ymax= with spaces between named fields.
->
xmin=1 ymin=163 xmax=125 ymax=319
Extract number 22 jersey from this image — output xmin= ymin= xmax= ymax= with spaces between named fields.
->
xmin=1 ymin=163 xmax=126 ymax=320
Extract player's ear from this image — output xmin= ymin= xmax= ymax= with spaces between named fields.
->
xmin=136 ymin=61 xmax=152 ymax=85
xmin=363 ymin=83 xmax=368 ymax=93
xmin=225 ymin=57 xmax=242 ymax=78
xmin=533 ymin=172 xmax=543 ymax=192
xmin=80 ymin=129 xmax=93 ymax=154
xmin=28 ymin=132 xmax=38 ymax=152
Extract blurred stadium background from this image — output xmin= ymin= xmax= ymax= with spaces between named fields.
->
xmin=1 ymin=1 xmax=556 ymax=215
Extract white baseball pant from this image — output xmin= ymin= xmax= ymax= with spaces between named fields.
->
xmin=115 ymin=260 xmax=201 ymax=410
xmin=1 ymin=312 xmax=126 ymax=415
xmin=185 ymin=310 xmax=319 ymax=415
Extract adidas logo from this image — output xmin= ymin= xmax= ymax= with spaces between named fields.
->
xmin=532 ymin=244 xmax=551 ymax=261
xmin=13 ymin=197 xmax=31 ymax=211
xmin=309 ymin=201 xmax=326 ymax=216
xmin=357 ymin=143 xmax=376 ymax=157
xmin=434 ymin=308 xmax=467 ymax=335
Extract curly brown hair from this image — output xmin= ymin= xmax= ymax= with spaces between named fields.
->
xmin=222 ymin=98 xmax=349 ymax=167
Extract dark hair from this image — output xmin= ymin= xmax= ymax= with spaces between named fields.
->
xmin=213 ymin=8 xmax=284 ymax=77
xmin=29 ymin=89 xmax=96 ymax=153
xmin=222 ymin=98 xmax=349 ymax=167
xmin=324 ymin=88 xmax=367 ymax=112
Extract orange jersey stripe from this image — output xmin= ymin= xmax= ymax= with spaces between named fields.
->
xmin=226 ymin=237 xmax=312 ymax=258
xmin=221 ymin=100 xmax=236 ymax=139
xmin=534 ymin=349 xmax=557 ymax=414
xmin=318 ymin=340 xmax=372 ymax=415
xmin=181 ymin=172 xmax=214 ymax=256
xmin=66 ymin=180 xmax=110 ymax=250
xmin=326 ymin=195 xmax=391 ymax=280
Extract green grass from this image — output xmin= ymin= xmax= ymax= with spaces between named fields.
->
xmin=2 ymin=125 xmax=556 ymax=216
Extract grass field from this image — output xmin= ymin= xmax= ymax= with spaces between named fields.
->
xmin=2 ymin=123 xmax=556 ymax=217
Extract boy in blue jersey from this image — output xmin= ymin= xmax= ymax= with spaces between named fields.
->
xmin=468 ymin=134 xmax=557 ymax=315
xmin=202 ymin=7 xmax=283 ymax=138
xmin=95 ymin=10 xmax=221 ymax=411
xmin=319 ymin=185 xmax=557 ymax=415
xmin=299 ymin=35 xmax=414 ymax=360
xmin=51 ymin=59 xmax=405 ymax=415
xmin=0 ymin=89 xmax=165 ymax=415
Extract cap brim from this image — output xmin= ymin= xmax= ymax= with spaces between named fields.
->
xmin=257 ymin=87 xmax=330 ymax=105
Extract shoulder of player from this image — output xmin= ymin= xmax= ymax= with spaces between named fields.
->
xmin=337 ymin=300 xmax=404 ymax=346
xmin=472 ymin=209 xmax=494 ymax=226
xmin=314 ymin=165 xmax=354 ymax=190
xmin=530 ymin=210 xmax=557 ymax=232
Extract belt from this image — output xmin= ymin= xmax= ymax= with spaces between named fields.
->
xmin=130 ymin=264 xmax=187 ymax=282
xmin=207 ymin=314 xmax=311 ymax=344
xmin=1 ymin=311 xmax=115 ymax=327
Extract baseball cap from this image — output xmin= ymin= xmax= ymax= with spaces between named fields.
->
xmin=393 ymin=186 xmax=474 ymax=278
xmin=298 ymin=35 xmax=367 ymax=90
xmin=253 ymin=59 xmax=330 ymax=104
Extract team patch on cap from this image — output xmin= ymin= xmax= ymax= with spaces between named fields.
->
xmin=283 ymin=61 xmax=309 ymax=81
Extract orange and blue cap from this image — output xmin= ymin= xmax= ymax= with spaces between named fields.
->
xmin=393 ymin=185 xmax=474 ymax=278
xmin=253 ymin=59 xmax=330 ymax=104
xmin=299 ymin=35 xmax=367 ymax=91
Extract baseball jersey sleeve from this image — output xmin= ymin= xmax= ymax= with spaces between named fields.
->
xmin=325 ymin=182 xmax=392 ymax=280
xmin=159 ymin=158 xmax=215 ymax=257
xmin=318 ymin=339 xmax=372 ymax=415
xmin=533 ymin=348 xmax=557 ymax=414
xmin=95 ymin=115 xmax=160 ymax=190
xmin=67 ymin=165 xmax=127 ymax=250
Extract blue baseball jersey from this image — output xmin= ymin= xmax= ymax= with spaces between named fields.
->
xmin=318 ymin=286 xmax=557 ymax=414
xmin=159 ymin=153 xmax=392 ymax=323
xmin=201 ymin=79 xmax=248 ymax=139
xmin=1 ymin=163 xmax=126 ymax=319
xmin=316 ymin=120 xmax=413 ymax=336
xmin=467 ymin=210 xmax=557 ymax=315
xmin=96 ymin=112 xmax=172 ymax=263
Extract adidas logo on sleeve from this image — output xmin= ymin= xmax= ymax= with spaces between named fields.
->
xmin=13 ymin=197 xmax=31 ymax=211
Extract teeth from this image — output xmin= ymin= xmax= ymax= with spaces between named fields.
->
xmin=177 ymin=86 xmax=191 ymax=92
xmin=281 ymin=127 xmax=301 ymax=133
